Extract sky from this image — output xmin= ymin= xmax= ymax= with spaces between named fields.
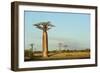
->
xmin=24 ymin=11 xmax=90 ymax=51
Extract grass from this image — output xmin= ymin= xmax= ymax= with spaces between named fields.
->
xmin=24 ymin=50 xmax=90 ymax=61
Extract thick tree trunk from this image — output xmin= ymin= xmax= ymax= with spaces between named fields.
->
xmin=42 ymin=31 xmax=48 ymax=57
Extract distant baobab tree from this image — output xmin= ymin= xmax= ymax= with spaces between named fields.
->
xmin=29 ymin=43 xmax=34 ymax=58
xmin=58 ymin=43 xmax=63 ymax=51
xmin=30 ymin=43 xmax=34 ymax=50
xmin=63 ymin=44 xmax=68 ymax=50
xmin=33 ymin=21 xmax=55 ymax=57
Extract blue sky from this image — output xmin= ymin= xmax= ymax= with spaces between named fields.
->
xmin=24 ymin=11 xmax=90 ymax=51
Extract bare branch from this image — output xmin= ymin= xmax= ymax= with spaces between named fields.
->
xmin=33 ymin=24 xmax=43 ymax=30
xmin=47 ymin=27 xmax=51 ymax=30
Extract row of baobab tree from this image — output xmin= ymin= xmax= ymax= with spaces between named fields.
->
xmin=33 ymin=21 xmax=70 ymax=58
xmin=29 ymin=43 xmax=68 ymax=51
xmin=27 ymin=21 xmax=68 ymax=58
xmin=28 ymin=42 xmax=68 ymax=57
xmin=25 ymin=21 xmax=67 ymax=57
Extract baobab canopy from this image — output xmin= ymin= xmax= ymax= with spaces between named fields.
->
xmin=33 ymin=21 xmax=55 ymax=31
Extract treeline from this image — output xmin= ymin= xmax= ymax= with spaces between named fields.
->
xmin=25 ymin=49 xmax=90 ymax=55
xmin=49 ymin=49 xmax=90 ymax=53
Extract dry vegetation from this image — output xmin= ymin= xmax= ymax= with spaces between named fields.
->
xmin=24 ymin=49 xmax=90 ymax=61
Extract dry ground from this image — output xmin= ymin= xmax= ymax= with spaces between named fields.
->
xmin=25 ymin=51 xmax=90 ymax=61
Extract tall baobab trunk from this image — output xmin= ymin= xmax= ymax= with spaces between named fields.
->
xmin=42 ymin=31 xmax=48 ymax=57
xmin=34 ymin=21 xmax=54 ymax=57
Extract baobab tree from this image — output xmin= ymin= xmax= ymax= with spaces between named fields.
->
xmin=33 ymin=21 xmax=54 ymax=57
xmin=30 ymin=43 xmax=34 ymax=51
xmin=58 ymin=42 xmax=63 ymax=52
xmin=63 ymin=44 xmax=68 ymax=50
xmin=29 ymin=43 xmax=34 ymax=58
